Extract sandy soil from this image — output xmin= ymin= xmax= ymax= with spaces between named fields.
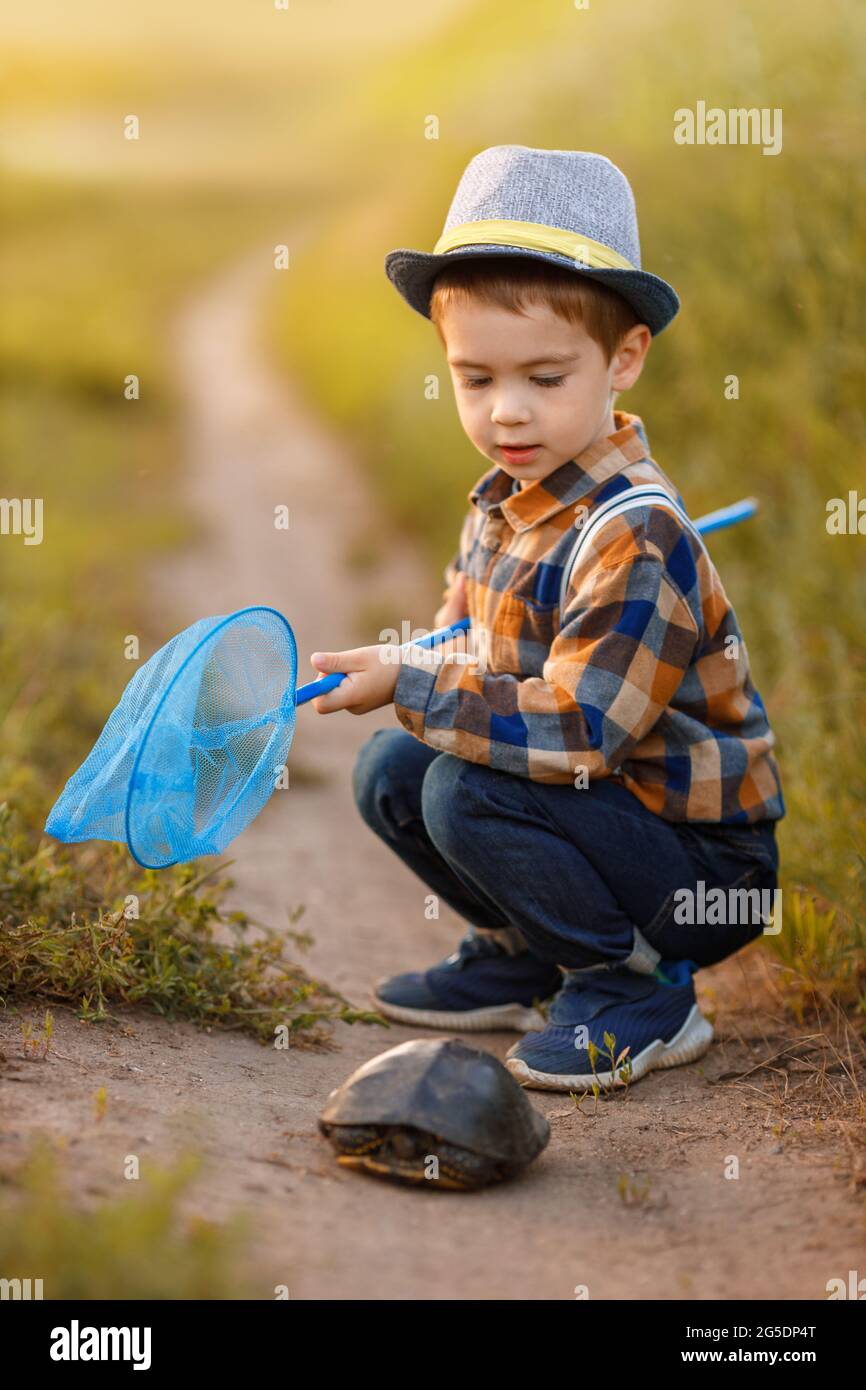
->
xmin=2 ymin=246 xmax=864 ymax=1300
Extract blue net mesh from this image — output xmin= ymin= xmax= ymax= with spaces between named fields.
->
xmin=44 ymin=607 xmax=298 ymax=869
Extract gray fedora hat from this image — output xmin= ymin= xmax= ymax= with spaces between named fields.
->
xmin=385 ymin=145 xmax=679 ymax=336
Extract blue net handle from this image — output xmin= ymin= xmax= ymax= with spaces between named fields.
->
xmin=293 ymin=497 xmax=757 ymax=707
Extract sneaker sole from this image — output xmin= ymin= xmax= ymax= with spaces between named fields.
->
xmin=371 ymin=995 xmax=548 ymax=1033
xmin=505 ymin=1004 xmax=714 ymax=1092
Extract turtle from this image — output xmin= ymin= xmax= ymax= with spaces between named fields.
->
xmin=317 ymin=1037 xmax=550 ymax=1190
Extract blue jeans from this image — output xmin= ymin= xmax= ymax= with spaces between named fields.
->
xmin=352 ymin=728 xmax=780 ymax=971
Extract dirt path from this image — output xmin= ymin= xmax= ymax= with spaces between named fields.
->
xmin=3 ymin=245 xmax=864 ymax=1300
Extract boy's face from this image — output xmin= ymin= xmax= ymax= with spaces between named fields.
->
xmin=440 ymin=296 xmax=651 ymax=487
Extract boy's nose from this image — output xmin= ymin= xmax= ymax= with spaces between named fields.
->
xmin=491 ymin=402 xmax=533 ymax=424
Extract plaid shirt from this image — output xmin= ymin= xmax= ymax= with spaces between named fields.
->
xmin=392 ymin=410 xmax=784 ymax=824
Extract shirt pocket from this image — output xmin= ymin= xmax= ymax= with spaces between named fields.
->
xmin=488 ymin=546 xmax=561 ymax=607
xmin=489 ymin=590 xmax=558 ymax=676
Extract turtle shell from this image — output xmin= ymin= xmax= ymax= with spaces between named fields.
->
xmin=318 ymin=1038 xmax=549 ymax=1166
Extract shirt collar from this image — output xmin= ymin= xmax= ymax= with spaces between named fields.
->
xmin=468 ymin=410 xmax=652 ymax=532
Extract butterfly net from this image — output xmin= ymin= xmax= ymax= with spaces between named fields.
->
xmin=44 ymin=607 xmax=298 ymax=868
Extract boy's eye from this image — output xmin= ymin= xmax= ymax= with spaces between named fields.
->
xmin=458 ymin=374 xmax=566 ymax=389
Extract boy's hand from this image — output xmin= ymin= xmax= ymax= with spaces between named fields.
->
xmin=309 ymin=636 xmax=461 ymax=711
xmin=310 ymin=575 xmax=471 ymax=716
xmin=308 ymin=644 xmax=401 ymax=715
xmin=309 ymin=620 xmax=469 ymax=717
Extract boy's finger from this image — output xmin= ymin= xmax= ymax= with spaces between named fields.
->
xmin=309 ymin=649 xmax=364 ymax=673
xmin=312 ymin=674 xmax=353 ymax=713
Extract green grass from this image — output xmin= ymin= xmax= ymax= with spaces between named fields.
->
xmin=764 ymin=887 xmax=866 ymax=1027
xmin=0 ymin=804 xmax=383 ymax=1042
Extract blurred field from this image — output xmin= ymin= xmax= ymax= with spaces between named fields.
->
xmin=1 ymin=2 xmax=864 ymax=1051
xmin=0 ymin=1142 xmax=260 ymax=1299
xmin=0 ymin=0 xmax=863 ymax=1303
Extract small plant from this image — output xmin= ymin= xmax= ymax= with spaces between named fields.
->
xmin=18 ymin=1009 xmax=54 ymax=1060
xmin=589 ymin=1031 xmax=633 ymax=1093
xmin=569 ymin=1031 xmax=633 ymax=1113
xmin=617 ymin=1171 xmax=652 ymax=1207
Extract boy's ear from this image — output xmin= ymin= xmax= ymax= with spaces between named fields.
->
xmin=611 ymin=324 xmax=651 ymax=393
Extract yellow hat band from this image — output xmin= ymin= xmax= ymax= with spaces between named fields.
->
xmin=432 ymin=218 xmax=634 ymax=272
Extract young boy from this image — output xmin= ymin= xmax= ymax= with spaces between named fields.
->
xmin=308 ymin=146 xmax=784 ymax=1091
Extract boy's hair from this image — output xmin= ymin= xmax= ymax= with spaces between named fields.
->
xmin=429 ymin=255 xmax=641 ymax=365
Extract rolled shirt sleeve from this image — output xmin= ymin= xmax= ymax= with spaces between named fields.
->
xmin=392 ymin=550 xmax=700 ymax=784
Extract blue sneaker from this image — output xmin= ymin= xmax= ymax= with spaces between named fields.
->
xmin=505 ymin=959 xmax=713 ymax=1091
xmin=372 ymin=929 xmax=562 ymax=1032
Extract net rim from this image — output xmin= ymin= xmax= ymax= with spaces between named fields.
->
xmin=125 ymin=605 xmax=298 ymax=869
